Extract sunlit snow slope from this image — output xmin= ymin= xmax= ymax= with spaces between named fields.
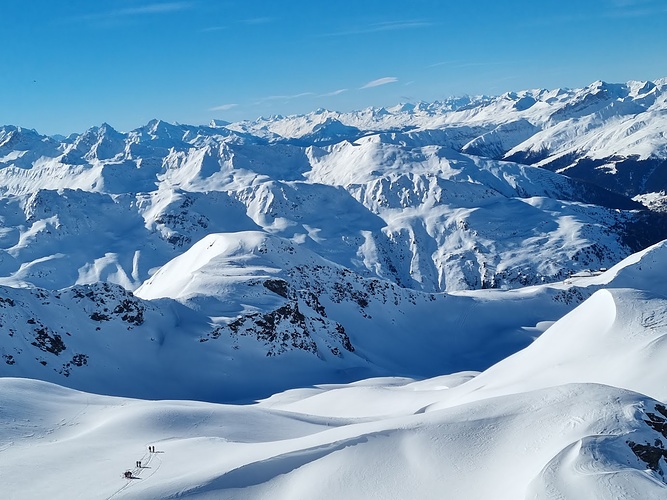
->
xmin=3 ymin=246 xmax=667 ymax=499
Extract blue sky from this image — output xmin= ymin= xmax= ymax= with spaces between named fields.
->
xmin=1 ymin=0 xmax=666 ymax=135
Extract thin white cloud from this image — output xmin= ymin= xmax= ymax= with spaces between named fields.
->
xmin=201 ymin=26 xmax=227 ymax=33
xmin=242 ymin=17 xmax=274 ymax=25
xmin=428 ymin=60 xmax=459 ymax=68
xmin=75 ymin=2 xmax=194 ymax=22
xmin=260 ymin=92 xmax=315 ymax=102
xmin=364 ymin=20 xmax=433 ymax=32
xmin=361 ymin=77 xmax=398 ymax=89
xmin=209 ymin=103 xmax=238 ymax=112
xmin=113 ymin=2 xmax=193 ymax=16
xmin=320 ymin=89 xmax=348 ymax=97
xmin=324 ymin=20 xmax=433 ymax=37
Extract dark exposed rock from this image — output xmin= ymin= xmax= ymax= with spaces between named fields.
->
xmin=90 ymin=312 xmax=111 ymax=322
xmin=645 ymin=404 xmax=667 ymax=436
xmin=301 ymin=290 xmax=327 ymax=317
xmin=0 ymin=296 xmax=15 ymax=307
xmin=552 ymin=288 xmax=588 ymax=305
xmin=113 ymin=299 xmax=145 ymax=326
xmin=229 ymin=302 xmax=317 ymax=357
xmin=71 ymin=353 xmax=88 ymax=367
xmin=204 ymin=299 xmax=354 ymax=358
xmin=263 ymin=279 xmax=290 ymax=298
xmin=628 ymin=404 xmax=667 ymax=476
xmin=58 ymin=354 xmax=89 ymax=377
xmin=335 ymin=323 xmax=354 ymax=353
xmin=628 ymin=440 xmax=667 ymax=475
xmin=166 ymin=233 xmax=191 ymax=247
xmin=31 ymin=327 xmax=66 ymax=355
xmin=68 ymin=283 xmax=146 ymax=326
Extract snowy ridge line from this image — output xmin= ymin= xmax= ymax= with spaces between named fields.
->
xmin=0 ymin=78 xmax=665 ymax=299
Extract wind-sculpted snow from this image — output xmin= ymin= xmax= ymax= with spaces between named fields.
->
xmin=2 ymin=378 xmax=667 ymax=497
xmin=3 ymin=78 xmax=667 ymax=498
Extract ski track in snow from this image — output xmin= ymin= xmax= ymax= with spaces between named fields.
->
xmin=107 ymin=447 xmax=162 ymax=500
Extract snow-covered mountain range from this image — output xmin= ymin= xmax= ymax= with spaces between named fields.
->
xmin=2 ymin=78 xmax=667 ymax=498
xmin=229 ymin=78 xmax=667 ymax=198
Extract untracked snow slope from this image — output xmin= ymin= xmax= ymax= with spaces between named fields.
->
xmin=4 ymin=239 xmax=667 ymax=498
xmin=1 ymin=352 xmax=666 ymax=498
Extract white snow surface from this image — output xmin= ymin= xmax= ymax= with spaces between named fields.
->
xmin=4 ymin=238 xmax=667 ymax=498
xmin=2 ymin=287 xmax=667 ymax=499
xmin=0 ymin=78 xmax=664 ymax=293
xmin=2 ymin=79 xmax=663 ymax=401
xmin=2 ymin=78 xmax=667 ymax=498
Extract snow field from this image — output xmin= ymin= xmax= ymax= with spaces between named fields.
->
xmin=2 ymin=377 xmax=665 ymax=499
